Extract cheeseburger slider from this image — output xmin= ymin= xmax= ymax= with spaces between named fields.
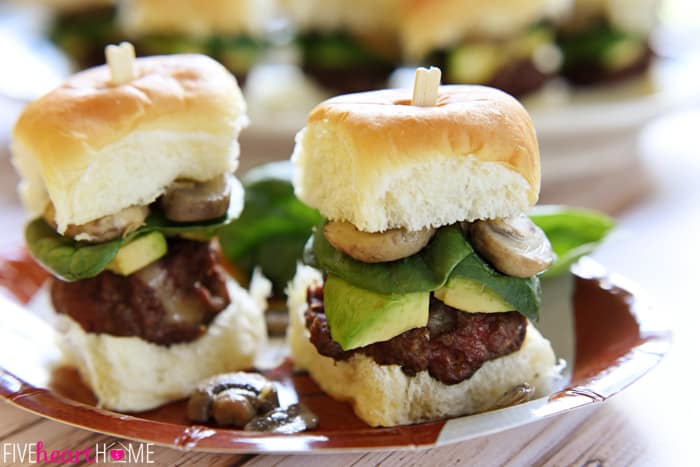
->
xmin=281 ymin=0 xmax=402 ymax=94
xmin=288 ymin=69 xmax=561 ymax=426
xmin=399 ymin=0 xmax=571 ymax=97
xmin=556 ymin=0 xmax=659 ymax=85
xmin=11 ymin=44 xmax=267 ymax=412
xmin=117 ymin=0 xmax=276 ymax=81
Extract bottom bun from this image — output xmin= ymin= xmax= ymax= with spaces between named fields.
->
xmin=55 ymin=276 xmax=268 ymax=412
xmin=287 ymin=265 xmax=562 ymax=427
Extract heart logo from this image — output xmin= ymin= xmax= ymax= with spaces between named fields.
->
xmin=110 ymin=449 xmax=125 ymax=461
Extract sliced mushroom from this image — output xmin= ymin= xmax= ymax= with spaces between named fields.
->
xmin=469 ymin=214 xmax=554 ymax=278
xmin=212 ymin=389 xmax=257 ymax=426
xmin=44 ymin=203 xmax=148 ymax=243
xmin=244 ymin=403 xmax=319 ymax=433
xmin=323 ymin=221 xmax=435 ymax=263
xmin=187 ymin=372 xmax=279 ymax=426
xmin=160 ymin=174 xmax=232 ymax=222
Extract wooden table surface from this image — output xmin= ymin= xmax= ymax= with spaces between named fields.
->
xmin=0 ymin=99 xmax=698 ymax=466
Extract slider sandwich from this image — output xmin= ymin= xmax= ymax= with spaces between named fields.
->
xmin=281 ymin=0 xmax=402 ymax=93
xmin=399 ymin=0 xmax=572 ymax=97
xmin=117 ymin=0 xmax=276 ymax=82
xmin=11 ymin=44 xmax=267 ymax=412
xmin=40 ymin=0 xmax=123 ymax=69
xmin=556 ymin=0 xmax=659 ymax=85
xmin=288 ymin=70 xmax=561 ymax=426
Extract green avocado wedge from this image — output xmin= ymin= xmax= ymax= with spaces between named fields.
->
xmin=448 ymin=254 xmax=541 ymax=322
xmin=323 ymin=274 xmax=430 ymax=351
xmin=434 ymin=276 xmax=514 ymax=313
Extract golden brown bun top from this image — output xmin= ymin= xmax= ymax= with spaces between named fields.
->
xmin=13 ymin=53 xmax=245 ymax=171
xmin=12 ymin=53 xmax=247 ymax=229
xmin=562 ymin=0 xmax=659 ymax=34
xmin=306 ymin=85 xmax=540 ymax=206
xmin=117 ymin=0 xmax=276 ymax=37
xmin=400 ymin=0 xmax=571 ymax=59
xmin=281 ymin=0 xmax=402 ymax=35
xmin=36 ymin=0 xmax=115 ymax=13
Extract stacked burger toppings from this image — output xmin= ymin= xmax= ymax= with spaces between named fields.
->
xmin=287 ymin=78 xmax=562 ymax=426
xmin=117 ymin=0 xmax=276 ymax=83
xmin=556 ymin=0 xmax=658 ymax=85
xmin=280 ymin=0 xmax=403 ymax=94
xmin=11 ymin=46 xmax=267 ymax=412
xmin=44 ymin=0 xmax=123 ymax=69
xmin=399 ymin=0 xmax=571 ymax=97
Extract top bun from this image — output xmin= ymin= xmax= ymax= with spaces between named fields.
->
xmin=561 ymin=0 xmax=659 ymax=35
xmin=400 ymin=0 xmax=571 ymax=59
xmin=281 ymin=0 xmax=401 ymax=35
xmin=292 ymin=85 xmax=540 ymax=233
xmin=118 ymin=0 xmax=276 ymax=38
xmin=12 ymin=54 xmax=248 ymax=233
xmin=38 ymin=0 xmax=114 ymax=13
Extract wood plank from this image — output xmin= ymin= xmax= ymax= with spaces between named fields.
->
xmin=0 ymin=401 xmax=41 ymax=439
xmin=241 ymin=409 xmax=596 ymax=467
xmin=541 ymin=403 xmax=650 ymax=467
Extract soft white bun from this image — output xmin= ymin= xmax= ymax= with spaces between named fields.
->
xmin=281 ymin=0 xmax=401 ymax=35
xmin=562 ymin=0 xmax=659 ymax=35
xmin=35 ymin=0 xmax=114 ymax=13
xmin=118 ymin=0 xmax=276 ymax=38
xmin=55 ymin=276 xmax=268 ymax=412
xmin=12 ymin=54 xmax=248 ymax=233
xmin=292 ymin=85 xmax=540 ymax=233
xmin=287 ymin=265 xmax=561 ymax=427
xmin=400 ymin=0 xmax=572 ymax=59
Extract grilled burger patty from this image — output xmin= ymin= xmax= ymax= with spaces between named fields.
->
xmin=305 ymin=284 xmax=527 ymax=385
xmin=51 ymin=239 xmax=231 ymax=345
xmin=562 ymin=44 xmax=653 ymax=85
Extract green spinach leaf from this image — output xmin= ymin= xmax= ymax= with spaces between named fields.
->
xmin=305 ymin=224 xmax=473 ymax=295
xmin=25 ymin=206 xmax=236 ymax=282
xmin=25 ymin=218 xmax=123 ymax=282
xmin=218 ymin=161 xmax=323 ymax=293
xmin=530 ymin=205 xmax=614 ymax=278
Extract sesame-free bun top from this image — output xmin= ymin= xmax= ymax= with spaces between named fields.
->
xmin=118 ymin=0 xmax=276 ymax=38
xmin=562 ymin=0 xmax=659 ymax=35
xmin=292 ymin=85 xmax=540 ymax=233
xmin=37 ymin=0 xmax=114 ymax=13
xmin=12 ymin=54 xmax=248 ymax=233
xmin=400 ymin=0 xmax=572 ymax=59
xmin=281 ymin=0 xmax=401 ymax=35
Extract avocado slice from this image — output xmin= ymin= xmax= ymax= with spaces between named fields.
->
xmin=434 ymin=276 xmax=514 ymax=313
xmin=323 ymin=275 xmax=429 ymax=351
xmin=447 ymin=43 xmax=503 ymax=84
xmin=107 ymin=231 xmax=167 ymax=276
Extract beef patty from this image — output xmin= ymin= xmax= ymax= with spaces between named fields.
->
xmin=436 ymin=55 xmax=550 ymax=98
xmin=305 ymin=283 xmax=527 ymax=385
xmin=51 ymin=238 xmax=231 ymax=345
xmin=561 ymin=44 xmax=654 ymax=86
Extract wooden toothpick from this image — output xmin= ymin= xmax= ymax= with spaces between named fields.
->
xmin=411 ymin=66 xmax=441 ymax=106
xmin=105 ymin=42 xmax=136 ymax=85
